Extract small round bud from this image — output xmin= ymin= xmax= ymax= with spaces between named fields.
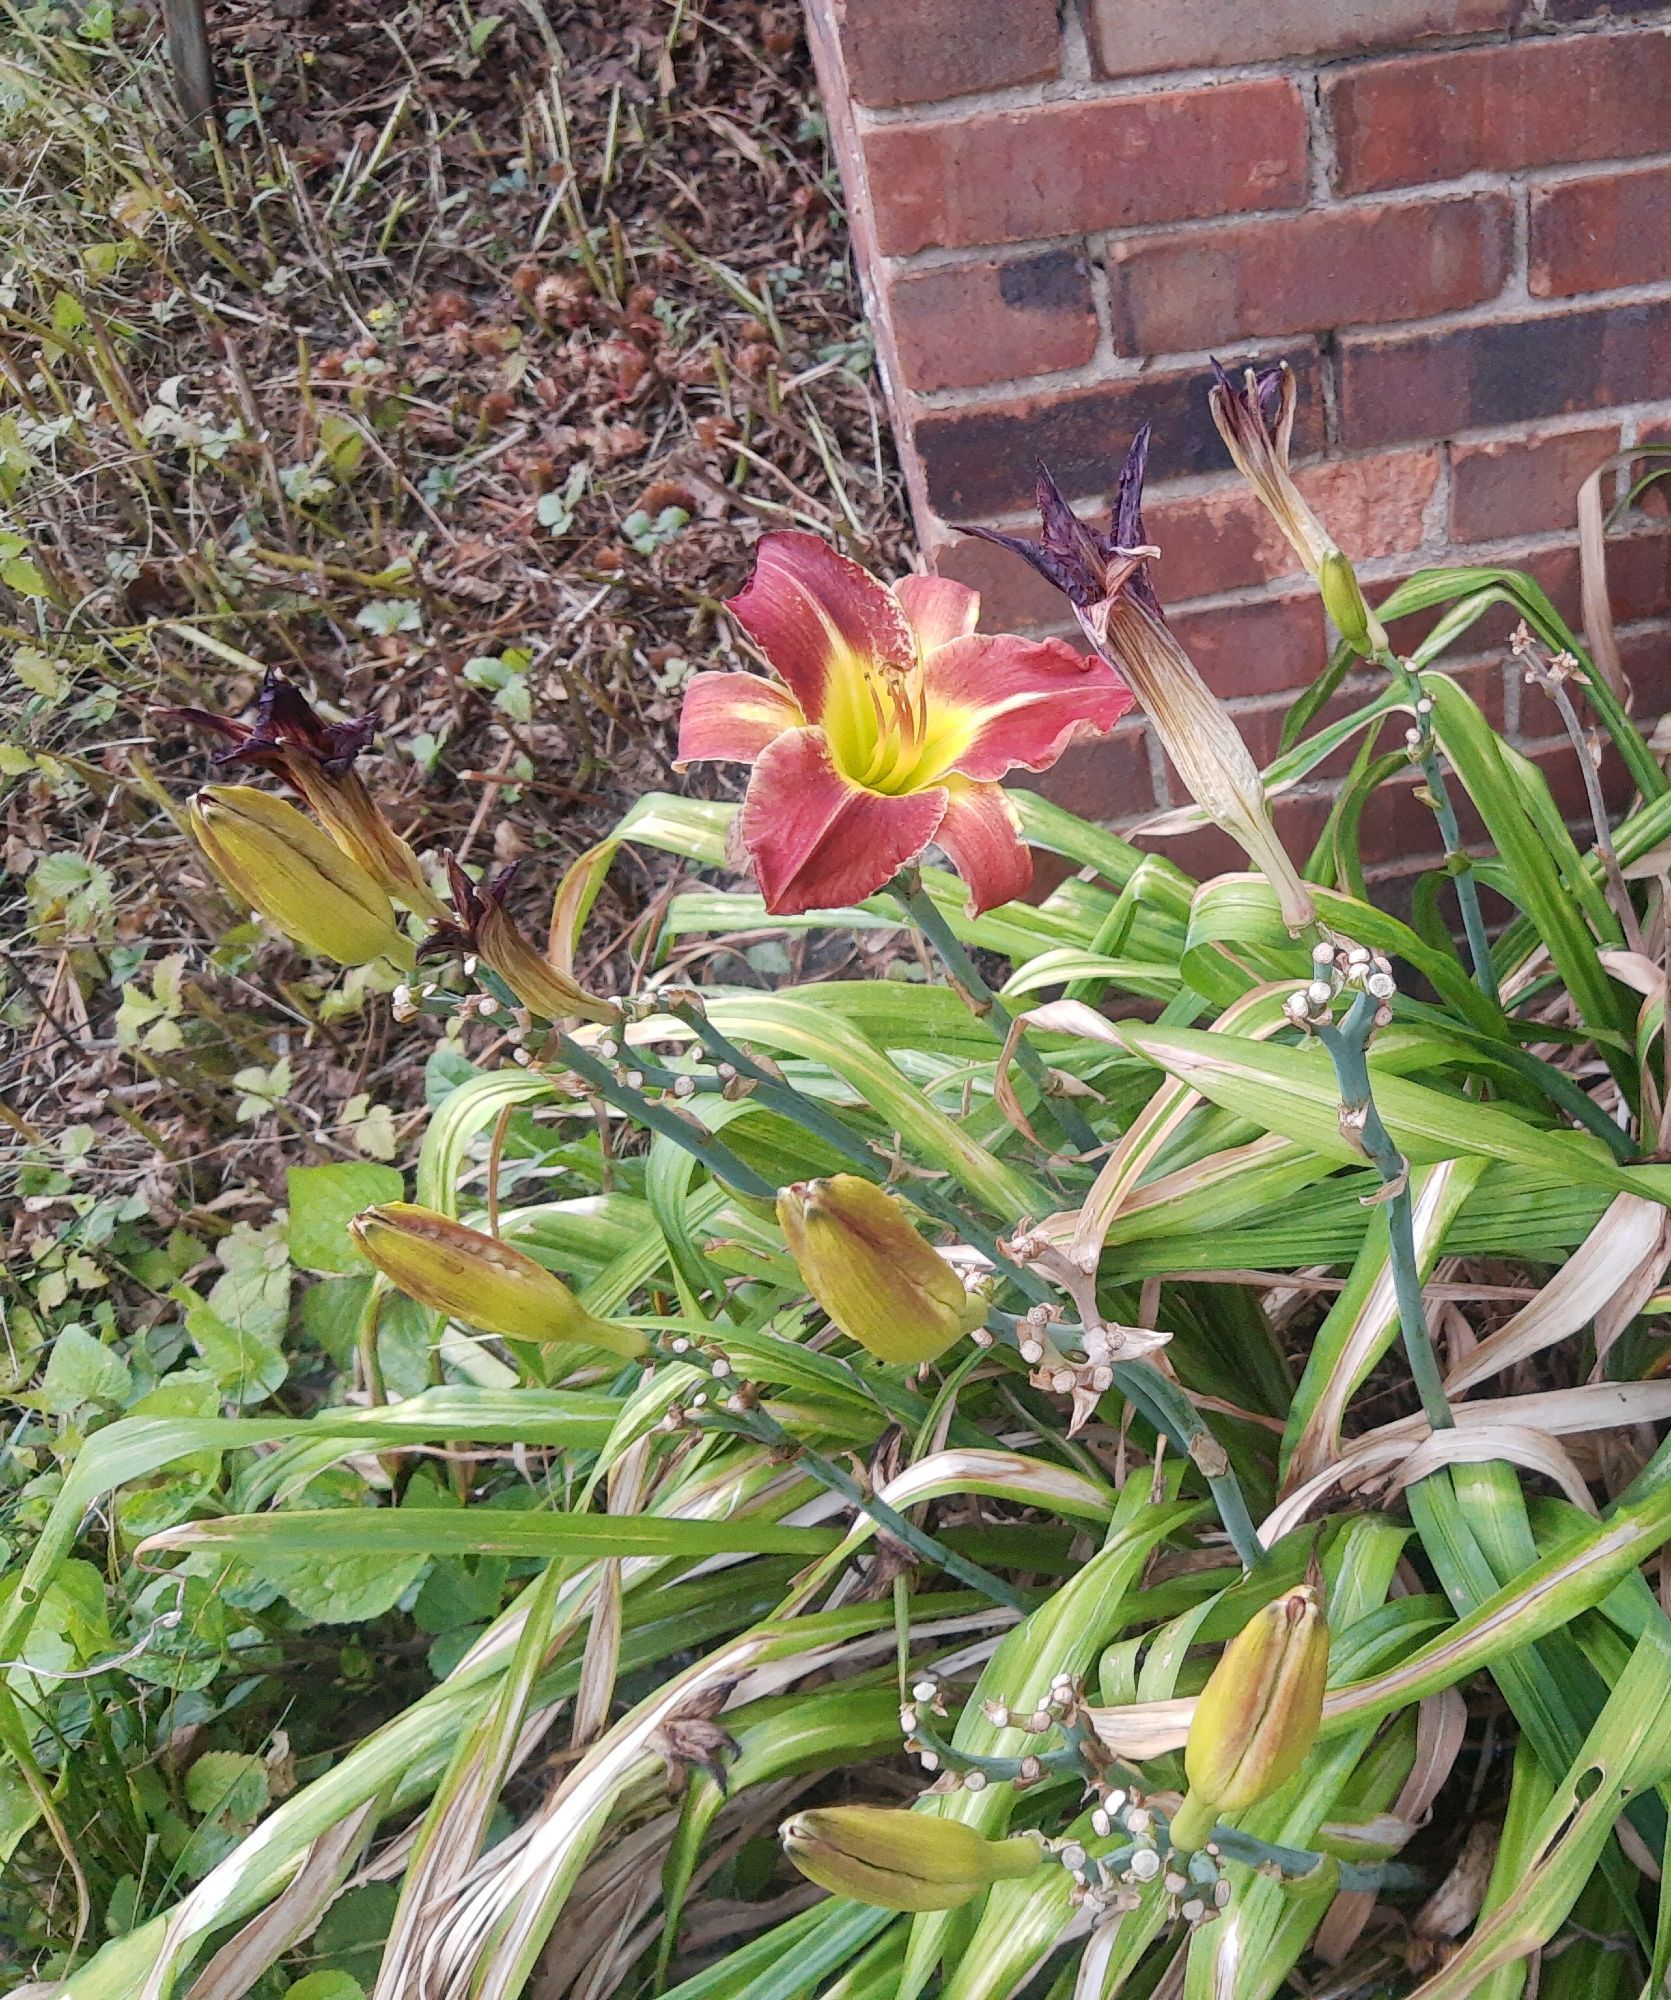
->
xmin=1059 ymin=1842 xmax=1087 ymax=1872
xmin=1129 ymin=1849 xmax=1161 ymax=1883
xmin=963 ymin=1770 xmax=986 ymax=1793
xmin=1306 ymin=980 xmax=1333 ymax=1010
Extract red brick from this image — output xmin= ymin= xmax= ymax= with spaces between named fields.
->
xmin=1337 ymin=299 xmax=1671 ymax=449
xmin=1546 ymin=0 xmax=1671 ymax=18
xmin=1083 ymin=0 xmax=1513 ymax=81
xmin=1325 ymin=30 xmax=1671 ymax=195
xmin=864 ymin=79 xmax=1309 ymax=256
xmin=913 ymin=347 xmax=1325 ymax=518
xmin=934 ymin=450 xmax=1437 ymax=626
xmin=1169 ymin=590 xmax=1329 ymax=700
xmin=832 ymin=0 xmax=1061 ymax=108
xmin=1616 ymin=618 xmax=1671 ymax=714
xmin=887 ymin=250 xmax=1098 ymax=394
xmin=1107 ymin=195 xmax=1513 ymax=356
xmin=1145 ymin=450 xmax=1442 ymax=598
xmin=1449 ymin=426 xmax=1620 ymax=543
xmin=1030 ymin=722 xmax=1158 ymax=823
xmin=1531 ymin=164 xmax=1671 ymax=299
xmin=929 ymin=530 xmax=1082 ymax=634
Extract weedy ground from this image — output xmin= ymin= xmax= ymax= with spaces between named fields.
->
xmin=1 ymin=2 xmax=901 ymax=1970
xmin=2 ymin=0 xmax=903 ymax=1340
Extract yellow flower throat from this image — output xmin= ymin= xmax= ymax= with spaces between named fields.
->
xmin=824 ymin=655 xmax=966 ymax=796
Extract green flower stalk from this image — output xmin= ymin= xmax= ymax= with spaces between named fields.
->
xmin=1171 ymin=1582 xmax=1330 ymax=1850
xmin=189 ymin=783 xmax=412 ymax=967
xmin=349 ymin=1202 xmax=645 ymax=1356
xmin=780 ymin=1806 xmax=1042 ymax=1911
xmin=776 ymin=1174 xmax=989 ymax=1365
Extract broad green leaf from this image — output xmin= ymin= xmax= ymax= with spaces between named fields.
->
xmin=288 ymin=1162 xmax=405 ymax=1273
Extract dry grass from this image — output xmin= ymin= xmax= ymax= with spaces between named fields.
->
xmin=1 ymin=0 xmax=908 ymax=1238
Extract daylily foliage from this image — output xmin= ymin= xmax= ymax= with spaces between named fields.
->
xmin=26 ymin=359 xmax=1671 ymax=2000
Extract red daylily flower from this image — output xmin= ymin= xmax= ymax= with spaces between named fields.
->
xmin=677 ymin=532 xmax=1133 ymax=915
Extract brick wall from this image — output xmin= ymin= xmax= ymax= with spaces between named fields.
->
xmin=803 ymin=0 xmax=1671 ymax=883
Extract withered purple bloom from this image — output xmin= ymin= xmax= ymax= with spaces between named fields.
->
xmin=164 ymin=669 xmax=375 ymax=778
xmin=159 ymin=670 xmax=445 ymax=921
xmin=959 ymin=423 xmax=1317 ymax=933
xmin=421 ymin=854 xmax=619 ymax=1025
xmin=961 ymin=426 xmax=1161 ymax=617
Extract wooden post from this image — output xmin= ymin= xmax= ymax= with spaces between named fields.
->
xmin=161 ymin=0 xmax=216 ymax=130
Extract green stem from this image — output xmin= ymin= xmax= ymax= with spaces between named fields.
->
xmin=1314 ymin=990 xmax=1454 ymax=1433
xmin=668 ymin=1001 xmax=887 ymax=1174
xmin=1378 ymin=650 xmax=1498 ymax=1005
xmin=985 ymin=1312 xmax=1266 ymax=1571
xmin=890 ymin=876 xmax=1105 ymax=1159
xmin=699 ymin=1401 xmax=1032 ymax=1615
xmin=553 ymin=1033 xmax=777 ymax=1200
xmin=1208 ymin=1824 xmax=1423 ymax=1895
xmin=1112 ymin=1358 xmax=1269 ymax=1571
xmin=665 ymin=999 xmax=1057 ymax=1305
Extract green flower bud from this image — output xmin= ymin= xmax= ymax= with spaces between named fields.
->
xmin=775 ymin=1175 xmax=988 ymax=1365
xmin=1318 ymin=551 xmax=1388 ymax=660
xmin=780 ymin=1806 xmax=1041 ymax=1911
xmin=190 ymin=784 xmax=411 ymax=967
xmin=348 ymin=1202 xmax=645 ymax=1357
xmin=1173 ymin=1582 xmax=1329 ymax=1849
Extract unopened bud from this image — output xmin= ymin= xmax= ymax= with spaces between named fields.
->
xmin=1172 ymin=1583 xmax=1329 ymax=1849
xmin=780 ymin=1806 xmax=1041 ymax=1912
xmin=349 ymin=1202 xmax=645 ymax=1357
xmin=1318 ymin=551 xmax=1387 ymax=659
xmin=190 ymin=784 xmax=410 ymax=967
xmin=775 ymin=1175 xmax=988 ymax=1365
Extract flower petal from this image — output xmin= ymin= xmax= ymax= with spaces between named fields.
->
xmin=921 ymin=634 xmax=1135 ymax=783
xmin=727 ymin=532 xmax=914 ymax=718
xmin=895 ymin=573 xmax=980 ymax=656
xmin=676 ymin=671 xmax=804 ymax=767
xmin=741 ymin=727 xmax=945 ymax=915
xmin=934 ymin=780 xmax=1032 ymax=916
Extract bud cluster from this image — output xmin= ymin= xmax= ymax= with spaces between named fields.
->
xmin=1402 ymin=691 xmax=1437 ymax=760
xmin=652 ymin=1331 xmax=749 ymax=1435
xmin=1282 ymin=938 xmax=1398 ymax=1032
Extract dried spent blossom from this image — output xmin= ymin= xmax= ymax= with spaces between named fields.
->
xmin=162 ymin=670 xmax=447 ymax=920
xmin=421 ymin=854 xmax=620 ymax=1026
xmin=1208 ymin=361 xmax=1385 ymax=657
xmin=965 ymin=430 xmax=1316 ymax=932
